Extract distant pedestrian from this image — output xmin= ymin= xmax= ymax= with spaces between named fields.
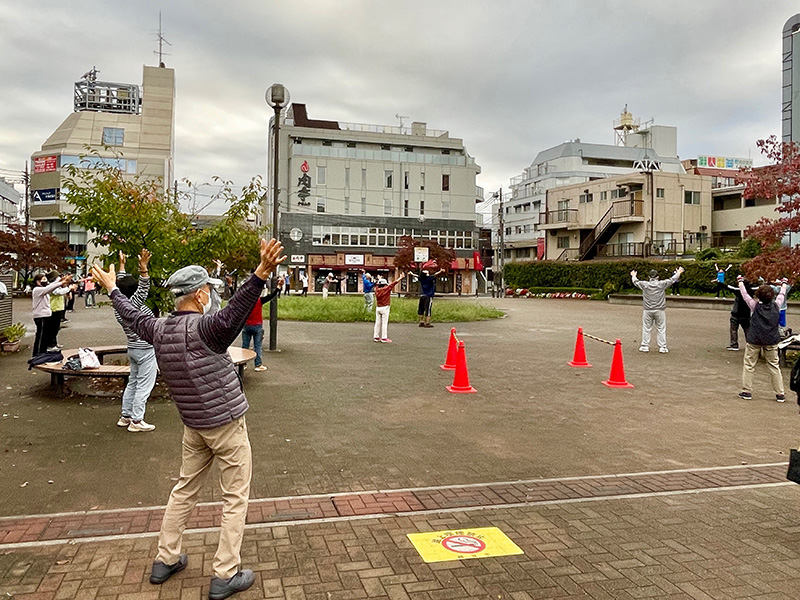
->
xmin=373 ymin=272 xmax=405 ymax=343
xmin=276 ymin=275 xmax=283 ymax=298
xmin=322 ymin=272 xmax=335 ymax=299
xmin=631 ymin=267 xmax=684 ymax=353
xmin=31 ymin=273 xmax=72 ymax=356
xmin=414 ymin=261 xmax=445 ymax=328
xmin=84 ymin=277 xmax=97 ymax=308
xmin=241 ymin=276 xmax=278 ymax=373
xmin=115 ymin=250 xmax=157 ymax=432
xmin=284 ymin=270 xmax=292 ymax=296
xmin=738 ymin=277 xmax=788 ymax=401
xmin=725 ymin=280 xmax=752 ymax=351
xmin=300 ymin=272 xmax=308 ymax=296
xmin=714 ymin=263 xmax=732 ymax=298
xmin=336 ymin=273 xmax=344 ymax=295
xmin=361 ymin=270 xmax=375 ymax=311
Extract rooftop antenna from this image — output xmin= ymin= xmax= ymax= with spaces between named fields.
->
xmin=395 ymin=113 xmax=409 ymax=128
xmin=153 ymin=11 xmax=172 ymax=67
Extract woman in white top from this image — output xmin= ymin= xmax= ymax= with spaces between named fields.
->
xmin=31 ymin=273 xmax=72 ymax=355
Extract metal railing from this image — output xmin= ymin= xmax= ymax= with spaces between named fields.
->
xmin=596 ymin=242 xmax=646 ymax=258
xmin=555 ymin=248 xmax=579 ymax=261
xmin=543 ymin=209 xmax=578 ymax=224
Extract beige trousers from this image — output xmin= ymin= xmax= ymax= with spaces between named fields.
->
xmin=156 ymin=416 xmax=251 ymax=579
xmin=741 ymin=343 xmax=784 ymax=396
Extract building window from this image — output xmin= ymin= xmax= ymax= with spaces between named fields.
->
xmin=102 ymin=127 xmax=124 ymax=146
xmin=442 ymin=174 xmax=450 ymax=191
xmin=579 ymin=193 xmax=593 ymax=203
xmin=404 ymin=198 xmax=409 ymax=217
xmin=384 ymin=197 xmax=392 ymax=215
xmin=420 ymin=172 xmax=425 ymax=190
xmin=345 ymin=167 xmax=350 ymax=188
xmin=347 ymin=142 xmax=356 ymax=148
xmin=656 ymin=187 xmax=665 ymax=198
xmin=404 ymin=171 xmax=409 ymax=190
xmin=361 ymin=168 xmax=367 ymax=188
xmin=600 ymin=191 xmax=607 ymax=201
xmin=523 ymin=224 xmax=531 ymax=233
xmin=317 ymin=166 xmax=326 ymax=186
xmin=322 ymin=140 xmax=332 ymax=147
xmin=505 ymin=227 xmax=511 ymax=236
xmin=684 ymin=190 xmax=701 ymax=205
xmin=557 ymin=235 xmax=570 ymax=249
xmin=316 ymin=197 xmax=326 ymax=213
xmin=361 ymin=196 xmax=366 ymax=215
xmin=344 ymin=196 xmax=350 ymax=214
xmin=420 ymin=199 xmax=425 ymax=215
xmin=384 ymin=170 xmax=393 ymax=189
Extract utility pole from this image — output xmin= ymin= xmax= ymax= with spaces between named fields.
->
xmin=493 ymin=187 xmax=504 ymax=297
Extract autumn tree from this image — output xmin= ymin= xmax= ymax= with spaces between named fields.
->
xmin=737 ymin=136 xmax=800 ymax=280
xmin=0 ymin=223 xmax=71 ymax=285
xmin=61 ymin=149 xmax=266 ymax=309
xmin=393 ymin=236 xmax=456 ymax=272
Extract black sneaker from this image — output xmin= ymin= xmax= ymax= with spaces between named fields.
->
xmin=208 ymin=570 xmax=255 ymax=600
xmin=149 ymin=554 xmax=188 ymax=584
xmin=726 ymin=345 xmax=739 ymax=351
xmin=738 ymin=391 xmax=752 ymax=400
xmin=777 ymin=394 xmax=786 ymax=402
xmin=418 ymin=322 xmax=425 ymax=327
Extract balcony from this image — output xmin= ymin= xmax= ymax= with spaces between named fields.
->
xmin=540 ymin=209 xmax=578 ymax=228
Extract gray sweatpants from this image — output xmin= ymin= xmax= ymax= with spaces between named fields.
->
xmin=641 ymin=309 xmax=667 ymax=350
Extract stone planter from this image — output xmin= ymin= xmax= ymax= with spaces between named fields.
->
xmin=1 ymin=340 xmax=20 ymax=353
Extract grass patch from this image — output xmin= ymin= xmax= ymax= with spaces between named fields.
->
xmin=273 ymin=295 xmax=504 ymax=323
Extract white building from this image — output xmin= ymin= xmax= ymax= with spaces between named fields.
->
xmin=501 ymin=109 xmax=684 ymax=263
xmin=271 ymin=104 xmax=484 ymax=294
xmin=0 ymin=179 xmax=21 ymax=232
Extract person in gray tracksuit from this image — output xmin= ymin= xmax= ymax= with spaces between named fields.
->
xmin=631 ymin=267 xmax=684 ymax=353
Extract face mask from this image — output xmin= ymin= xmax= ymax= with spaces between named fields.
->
xmin=199 ymin=288 xmax=220 ymax=315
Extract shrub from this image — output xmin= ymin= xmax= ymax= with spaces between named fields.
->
xmin=737 ymin=237 xmax=761 ymax=259
xmin=503 ymin=259 xmax=746 ymax=296
xmin=695 ymin=247 xmax=723 ymax=261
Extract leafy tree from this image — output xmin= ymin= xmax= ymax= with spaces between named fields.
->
xmin=61 ymin=149 xmax=267 ymax=310
xmin=737 ymin=136 xmax=800 ymax=280
xmin=0 ymin=223 xmax=71 ymax=285
xmin=393 ymin=236 xmax=456 ymax=272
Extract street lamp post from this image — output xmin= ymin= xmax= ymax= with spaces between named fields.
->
xmin=265 ymin=83 xmax=290 ymax=351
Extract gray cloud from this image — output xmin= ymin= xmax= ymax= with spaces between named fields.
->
xmin=1 ymin=0 xmax=796 ymax=207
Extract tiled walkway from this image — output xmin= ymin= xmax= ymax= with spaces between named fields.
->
xmin=0 ymin=463 xmax=788 ymax=550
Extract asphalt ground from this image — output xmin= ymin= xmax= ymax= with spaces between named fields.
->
xmin=0 ymin=295 xmax=797 ymax=517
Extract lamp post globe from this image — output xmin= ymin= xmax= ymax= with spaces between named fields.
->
xmin=265 ymin=83 xmax=290 ymax=351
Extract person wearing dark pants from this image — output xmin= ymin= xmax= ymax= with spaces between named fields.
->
xmin=725 ymin=281 xmax=751 ymax=351
xmin=31 ymin=273 xmax=72 ymax=355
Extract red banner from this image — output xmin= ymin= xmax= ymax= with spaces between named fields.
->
xmin=33 ymin=156 xmax=57 ymax=173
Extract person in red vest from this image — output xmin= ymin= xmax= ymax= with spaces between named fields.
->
xmin=373 ymin=272 xmax=406 ymax=343
xmin=242 ymin=276 xmax=279 ymax=372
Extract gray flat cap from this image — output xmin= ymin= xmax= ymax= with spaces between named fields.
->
xmin=166 ymin=265 xmax=223 ymax=296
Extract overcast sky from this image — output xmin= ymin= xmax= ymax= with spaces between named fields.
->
xmin=1 ymin=1 xmax=797 ymax=213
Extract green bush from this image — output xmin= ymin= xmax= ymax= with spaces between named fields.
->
xmin=695 ymin=247 xmax=723 ymax=261
xmin=504 ymin=259 xmax=746 ymax=296
xmin=737 ymin=237 xmax=761 ymax=259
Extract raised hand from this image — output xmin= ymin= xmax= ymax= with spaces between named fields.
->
xmin=118 ymin=251 xmax=126 ymax=271
xmin=91 ymin=262 xmax=117 ymax=292
xmin=254 ymin=238 xmax=286 ymax=280
xmin=138 ymin=249 xmax=151 ymax=274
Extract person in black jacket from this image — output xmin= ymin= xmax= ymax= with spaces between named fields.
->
xmin=725 ymin=280 xmax=752 ymax=351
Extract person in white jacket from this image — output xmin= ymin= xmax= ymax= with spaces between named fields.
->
xmin=31 ymin=272 xmax=72 ymax=355
xmin=631 ymin=267 xmax=684 ymax=353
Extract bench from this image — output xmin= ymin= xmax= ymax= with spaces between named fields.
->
xmin=779 ymin=335 xmax=800 ymax=368
xmin=33 ymin=345 xmax=257 ymax=393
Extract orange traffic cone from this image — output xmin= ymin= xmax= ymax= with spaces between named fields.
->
xmin=602 ymin=339 xmax=634 ymax=388
xmin=446 ymin=340 xmax=477 ymax=394
xmin=440 ymin=328 xmax=458 ymax=370
xmin=568 ymin=327 xmax=592 ymax=368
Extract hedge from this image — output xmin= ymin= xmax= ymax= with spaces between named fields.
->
xmin=503 ymin=259 xmax=746 ymax=296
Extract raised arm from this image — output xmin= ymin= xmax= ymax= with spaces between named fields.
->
xmin=130 ymin=249 xmax=151 ymax=307
xmin=91 ymin=263 xmax=158 ymax=344
xmin=738 ymin=276 xmax=756 ymax=311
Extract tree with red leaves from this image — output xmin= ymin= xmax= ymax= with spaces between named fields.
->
xmin=737 ymin=136 xmax=800 ymax=281
xmin=393 ymin=236 xmax=455 ymax=273
xmin=0 ymin=224 xmax=71 ymax=286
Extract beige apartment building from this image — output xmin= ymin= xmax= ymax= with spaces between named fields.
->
xmin=29 ymin=65 xmax=175 ymax=263
xmin=541 ymin=171 xmax=712 ymax=260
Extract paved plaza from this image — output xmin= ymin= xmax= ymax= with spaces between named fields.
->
xmin=2 ymin=296 xmax=800 ymax=599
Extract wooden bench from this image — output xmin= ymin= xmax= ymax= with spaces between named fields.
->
xmin=778 ymin=335 xmax=800 ymax=368
xmin=33 ymin=345 xmax=257 ymax=393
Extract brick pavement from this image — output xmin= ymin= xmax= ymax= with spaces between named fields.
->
xmin=3 ymin=482 xmax=800 ymax=599
xmin=0 ymin=463 xmax=788 ymax=549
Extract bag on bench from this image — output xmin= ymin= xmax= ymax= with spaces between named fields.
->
xmin=78 ymin=347 xmax=101 ymax=369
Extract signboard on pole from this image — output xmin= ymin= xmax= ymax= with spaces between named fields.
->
xmin=414 ymin=247 xmax=429 ymax=263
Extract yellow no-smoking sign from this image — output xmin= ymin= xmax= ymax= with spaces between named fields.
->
xmin=407 ymin=527 xmax=524 ymax=563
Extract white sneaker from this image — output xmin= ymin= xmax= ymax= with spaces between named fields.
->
xmin=128 ymin=420 xmax=155 ymax=432
xmin=254 ymin=365 xmax=267 ymax=372
xmin=117 ymin=417 xmax=131 ymax=427
xmin=659 ymin=347 xmax=669 ymax=354
xmin=638 ymin=346 xmax=649 ymax=352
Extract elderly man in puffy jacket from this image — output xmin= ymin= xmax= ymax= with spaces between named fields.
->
xmin=91 ymin=239 xmax=285 ymax=600
xmin=631 ymin=267 xmax=684 ymax=354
